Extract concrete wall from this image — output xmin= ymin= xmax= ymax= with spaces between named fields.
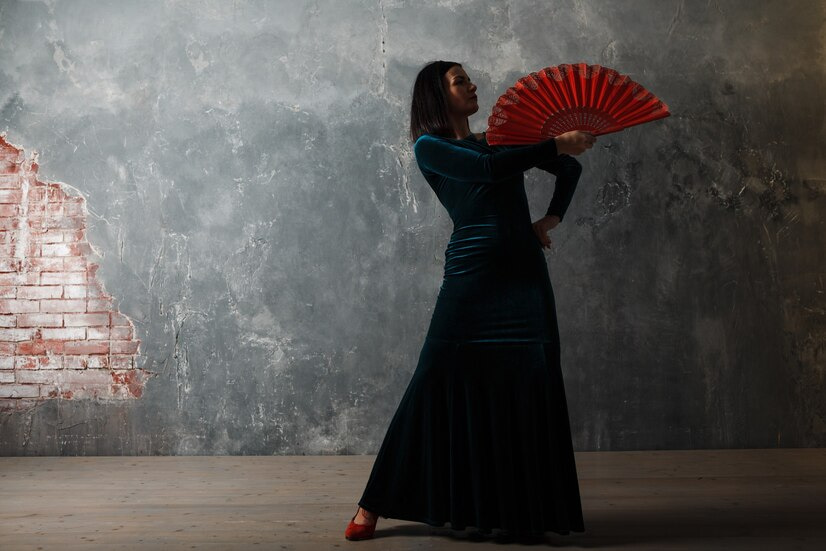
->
xmin=0 ymin=0 xmax=823 ymax=454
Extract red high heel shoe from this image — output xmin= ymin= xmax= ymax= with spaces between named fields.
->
xmin=344 ymin=507 xmax=377 ymax=540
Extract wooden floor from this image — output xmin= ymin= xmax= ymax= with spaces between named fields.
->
xmin=0 ymin=449 xmax=824 ymax=550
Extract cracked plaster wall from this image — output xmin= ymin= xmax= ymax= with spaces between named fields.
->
xmin=0 ymin=0 xmax=824 ymax=454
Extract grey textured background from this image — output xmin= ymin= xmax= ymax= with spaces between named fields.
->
xmin=0 ymin=0 xmax=824 ymax=455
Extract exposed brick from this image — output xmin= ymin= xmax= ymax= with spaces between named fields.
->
xmin=17 ymin=313 xmax=63 ymax=327
xmin=64 ymin=313 xmax=108 ymax=327
xmin=87 ymin=298 xmax=114 ymax=312
xmin=16 ymin=285 xmax=62 ymax=299
xmin=40 ymin=272 xmax=86 ymax=285
xmin=63 ymin=340 xmax=109 ymax=355
xmin=34 ymin=230 xmax=65 ymax=244
xmin=26 ymin=258 xmax=66 ymax=272
xmin=0 ymin=384 xmax=39 ymax=398
xmin=40 ymin=327 xmax=85 ymax=340
xmin=64 ymin=354 xmax=107 ymax=369
xmin=0 ymin=136 xmax=144 ymax=404
xmin=0 ymin=273 xmax=38 ymax=285
xmin=41 ymin=243 xmax=82 ymax=257
xmin=15 ymin=355 xmax=61 ymax=370
xmin=0 ymin=298 xmax=39 ymax=313
xmin=110 ymin=355 xmax=134 ymax=369
xmin=63 ymin=285 xmax=87 ymax=298
xmin=15 ymin=340 xmax=46 ymax=355
xmin=62 ymin=257 xmax=88 ymax=271
xmin=0 ymin=189 xmax=22 ymax=203
xmin=111 ymin=340 xmax=139 ymax=354
xmin=40 ymin=299 xmax=86 ymax=313
xmin=26 ymin=215 xmax=84 ymax=230
xmin=0 ymin=328 xmax=37 ymax=341
xmin=86 ymin=326 xmax=109 ymax=339
xmin=110 ymin=326 xmax=132 ymax=339
xmin=0 ymin=258 xmax=21 ymax=271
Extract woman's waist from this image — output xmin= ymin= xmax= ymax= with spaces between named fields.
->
xmin=448 ymin=215 xmax=532 ymax=245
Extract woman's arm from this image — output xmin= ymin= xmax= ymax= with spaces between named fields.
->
xmin=413 ymin=134 xmax=558 ymax=183
xmin=536 ymin=155 xmax=582 ymax=222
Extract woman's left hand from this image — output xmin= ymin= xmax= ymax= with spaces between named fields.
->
xmin=532 ymin=214 xmax=561 ymax=250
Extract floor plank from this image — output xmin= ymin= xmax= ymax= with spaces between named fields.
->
xmin=0 ymin=449 xmax=824 ymax=549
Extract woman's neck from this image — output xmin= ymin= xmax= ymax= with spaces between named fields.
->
xmin=447 ymin=116 xmax=471 ymax=139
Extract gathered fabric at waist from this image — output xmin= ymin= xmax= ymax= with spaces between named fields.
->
xmin=444 ymin=215 xmax=537 ymax=278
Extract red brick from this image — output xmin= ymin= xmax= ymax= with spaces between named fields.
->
xmin=0 ymin=218 xmax=20 ymax=230
xmin=41 ymin=243 xmax=82 ymax=257
xmin=0 ymin=205 xmax=17 ymax=216
xmin=17 ymin=313 xmax=62 ymax=327
xmin=0 ymin=258 xmax=21 ymax=272
xmin=0 ymin=286 xmax=15 ymax=298
xmin=26 ymin=215 xmax=84 ymax=230
xmin=110 ymin=326 xmax=132 ymax=339
xmin=0 ymin=328 xmax=36 ymax=341
xmin=40 ymin=272 xmax=86 ymax=285
xmin=86 ymin=326 xmax=109 ymax=339
xmin=0 ymin=175 xmax=20 ymax=189
xmin=0 ymin=314 xmax=15 ymax=327
xmin=63 ymin=340 xmax=109 ymax=354
xmin=39 ymin=299 xmax=85 ymax=313
xmin=15 ymin=355 xmax=61 ymax=370
xmin=0 ymin=189 xmax=22 ymax=203
xmin=0 ymin=299 xmax=39 ymax=313
xmin=0 ymin=384 xmax=39 ymax=398
xmin=0 ymin=273 xmax=38 ymax=285
xmin=40 ymin=327 xmax=85 ymax=340
xmin=87 ymin=298 xmax=114 ymax=312
xmin=62 ymin=257 xmax=88 ymax=271
xmin=111 ymin=340 xmax=139 ymax=354
xmin=62 ymin=285 xmax=86 ymax=298
xmin=63 ymin=313 xmax=108 ymax=327
xmin=109 ymin=356 xmax=132 ymax=369
xmin=64 ymin=354 xmax=107 ymax=369
xmin=16 ymin=285 xmax=62 ymax=299
xmin=21 ymin=258 xmax=64 ymax=272
xmin=15 ymin=340 xmax=46 ymax=355
xmin=33 ymin=230 xmax=64 ymax=244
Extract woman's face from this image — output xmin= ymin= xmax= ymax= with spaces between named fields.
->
xmin=443 ymin=65 xmax=478 ymax=118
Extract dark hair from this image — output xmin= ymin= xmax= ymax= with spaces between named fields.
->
xmin=409 ymin=60 xmax=464 ymax=142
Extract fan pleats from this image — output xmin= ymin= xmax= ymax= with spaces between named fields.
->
xmin=486 ymin=63 xmax=670 ymax=145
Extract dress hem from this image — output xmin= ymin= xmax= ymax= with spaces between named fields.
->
xmin=357 ymin=499 xmax=585 ymax=537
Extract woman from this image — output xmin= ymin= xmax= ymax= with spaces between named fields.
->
xmin=345 ymin=60 xmax=595 ymax=541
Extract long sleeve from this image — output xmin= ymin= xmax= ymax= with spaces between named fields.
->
xmin=414 ymin=134 xmax=558 ymax=183
xmin=536 ymin=154 xmax=582 ymax=222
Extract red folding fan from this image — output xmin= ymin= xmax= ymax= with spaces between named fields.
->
xmin=485 ymin=63 xmax=670 ymax=145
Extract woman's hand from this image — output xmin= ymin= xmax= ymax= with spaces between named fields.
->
xmin=554 ymin=130 xmax=596 ymax=155
xmin=532 ymin=214 xmax=561 ymax=250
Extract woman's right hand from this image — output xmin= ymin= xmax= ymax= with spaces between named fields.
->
xmin=554 ymin=130 xmax=596 ymax=156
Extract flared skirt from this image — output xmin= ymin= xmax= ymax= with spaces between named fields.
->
xmin=357 ymin=337 xmax=585 ymax=535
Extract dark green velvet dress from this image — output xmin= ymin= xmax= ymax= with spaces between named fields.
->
xmin=357 ymin=131 xmax=585 ymax=536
